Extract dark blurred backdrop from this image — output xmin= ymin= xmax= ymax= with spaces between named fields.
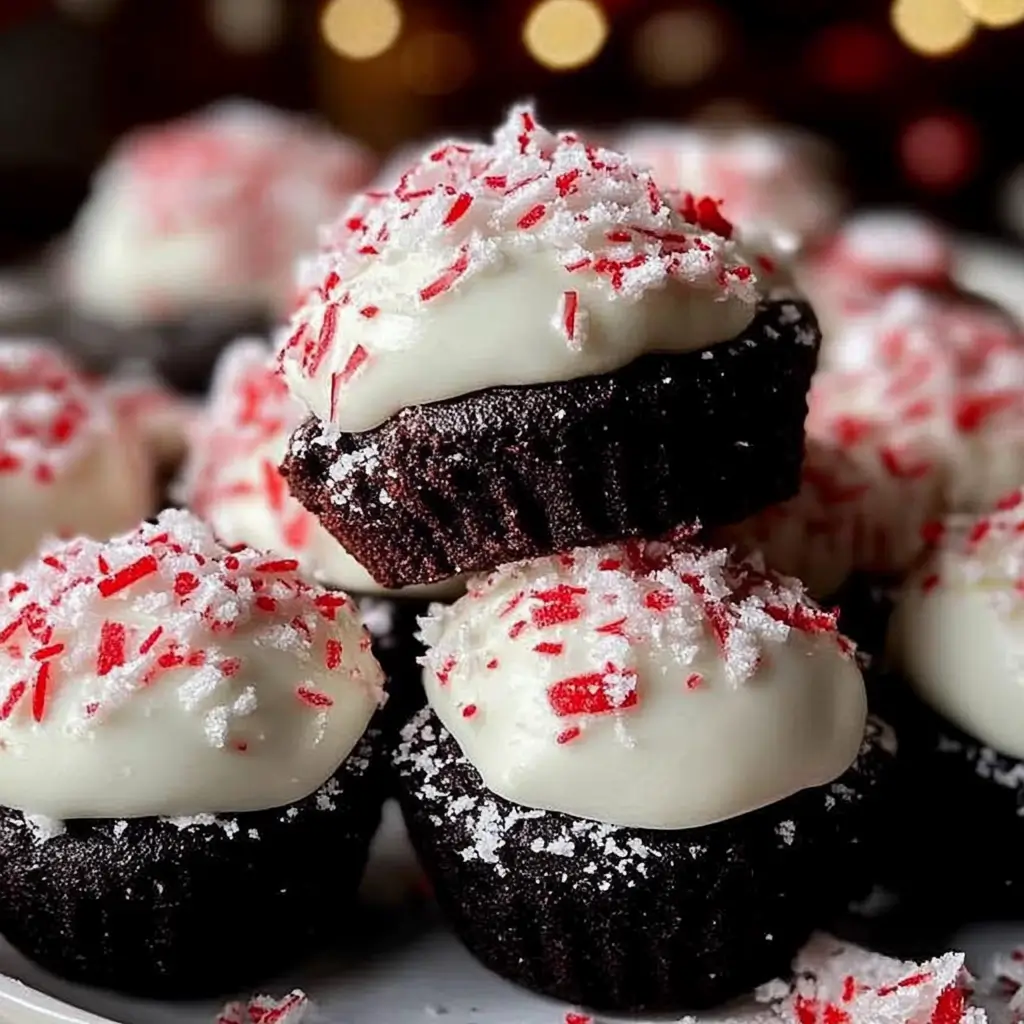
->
xmin=1 ymin=0 xmax=1022 ymax=258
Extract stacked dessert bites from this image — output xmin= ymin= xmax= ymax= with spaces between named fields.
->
xmin=271 ymin=107 xmax=895 ymax=1014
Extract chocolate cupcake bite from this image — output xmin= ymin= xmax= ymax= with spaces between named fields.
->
xmin=885 ymin=491 xmax=1024 ymax=914
xmin=60 ymin=101 xmax=376 ymax=390
xmin=0 ymin=509 xmax=386 ymax=997
xmin=178 ymin=338 xmax=462 ymax=723
xmin=394 ymin=534 xmax=895 ymax=1013
xmin=279 ymin=106 xmax=821 ymax=588
xmin=0 ymin=339 xmax=155 ymax=571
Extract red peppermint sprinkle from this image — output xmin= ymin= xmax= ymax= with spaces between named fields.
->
xmin=556 ymin=725 xmax=581 ymax=745
xmin=534 ymin=642 xmax=564 ymax=656
xmin=461 ymin=703 xmax=478 ymax=718
xmin=547 ymin=669 xmax=639 ymax=718
xmin=98 ymin=555 xmax=159 ymax=597
xmin=295 ymin=685 xmax=334 ymax=709
xmin=324 ymin=638 xmax=343 ymax=670
xmin=435 ymin=654 xmax=457 ymax=686
xmin=443 ymin=192 xmax=473 ymax=226
xmin=96 ymin=621 xmax=127 ymax=676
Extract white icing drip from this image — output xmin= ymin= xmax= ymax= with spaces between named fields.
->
xmin=891 ymin=490 xmax=1024 ymax=760
xmin=178 ymin=337 xmax=463 ymax=599
xmin=278 ymin=105 xmax=767 ymax=433
xmin=418 ymin=536 xmax=865 ymax=830
xmin=0 ymin=510 xmax=383 ymax=818
xmin=65 ymin=100 xmax=374 ymax=324
xmin=0 ymin=339 xmax=154 ymax=571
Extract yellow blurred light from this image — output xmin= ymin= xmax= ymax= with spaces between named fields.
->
xmin=321 ymin=0 xmax=402 ymax=61
xmin=523 ymin=0 xmax=609 ymax=72
xmin=957 ymin=0 xmax=1024 ymax=26
xmin=633 ymin=8 xmax=724 ymax=86
xmin=891 ymin=0 xmax=975 ymax=56
xmin=400 ymin=30 xmax=475 ymax=96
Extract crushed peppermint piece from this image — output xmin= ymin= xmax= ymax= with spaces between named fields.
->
xmin=214 ymin=989 xmax=310 ymax=1024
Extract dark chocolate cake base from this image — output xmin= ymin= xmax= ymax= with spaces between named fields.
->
xmin=0 ymin=729 xmax=386 ymax=999
xmin=393 ymin=708 xmax=895 ymax=1014
xmin=879 ymin=679 xmax=1024 ymax=919
xmin=58 ymin=306 xmax=270 ymax=395
xmin=283 ymin=298 xmax=821 ymax=588
xmin=829 ymin=572 xmax=897 ymax=668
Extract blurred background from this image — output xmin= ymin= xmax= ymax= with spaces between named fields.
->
xmin=1 ymin=0 xmax=1022 ymax=259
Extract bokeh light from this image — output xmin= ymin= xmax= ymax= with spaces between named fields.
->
xmin=900 ymin=112 xmax=980 ymax=191
xmin=207 ymin=0 xmax=284 ymax=53
xmin=55 ymin=0 xmax=119 ymax=21
xmin=890 ymin=0 xmax=975 ymax=57
xmin=321 ymin=0 xmax=403 ymax=61
xmin=808 ymin=23 xmax=896 ymax=92
xmin=400 ymin=30 xmax=475 ymax=96
xmin=523 ymin=0 xmax=609 ymax=72
xmin=632 ymin=8 xmax=725 ymax=87
xmin=957 ymin=0 xmax=1024 ymax=27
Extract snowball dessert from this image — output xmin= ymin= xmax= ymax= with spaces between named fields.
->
xmin=394 ymin=534 xmax=894 ymax=1013
xmin=0 ymin=510 xmax=386 ymax=996
xmin=807 ymin=290 xmax=1024 ymax=558
xmin=617 ymin=124 xmax=844 ymax=251
xmin=800 ymin=211 xmax=956 ymax=343
xmin=886 ymin=490 xmax=1024 ymax=913
xmin=280 ymin=106 xmax=821 ymax=588
xmin=62 ymin=100 xmax=376 ymax=388
xmin=0 ymin=339 xmax=154 ymax=571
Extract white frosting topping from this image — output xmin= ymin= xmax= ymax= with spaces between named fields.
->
xmin=617 ymin=123 xmax=843 ymax=250
xmin=821 ymin=287 xmax=1017 ymax=374
xmin=0 ymin=340 xmax=154 ymax=571
xmin=419 ymin=535 xmax=865 ymax=830
xmin=179 ymin=338 xmax=462 ymax=599
xmin=717 ymin=437 xmax=870 ymax=598
xmin=807 ymin=292 xmax=1024 ymax=572
xmin=65 ymin=100 xmax=375 ymax=324
xmin=890 ymin=490 xmax=1024 ymax=760
xmin=277 ymin=105 xmax=766 ymax=433
xmin=802 ymin=211 xmax=955 ymax=347
xmin=0 ymin=509 xmax=383 ymax=819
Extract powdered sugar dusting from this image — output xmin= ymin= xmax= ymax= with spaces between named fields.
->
xmin=0 ymin=508 xmax=382 ymax=738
